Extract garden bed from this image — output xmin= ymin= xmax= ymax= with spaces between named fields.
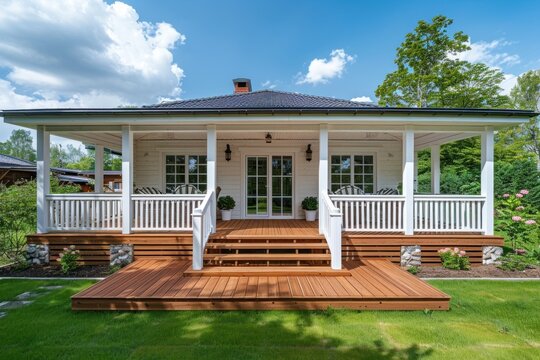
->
xmin=417 ymin=264 xmax=540 ymax=278
xmin=0 ymin=264 xmax=110 ymax=278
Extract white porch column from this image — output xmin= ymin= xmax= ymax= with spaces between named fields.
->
xmin=481 ymin=128 xmax=495 ymax=235
xmin=36 ymin=126 xmax=50 ymax=233
xmin=431 ymin=144 xmax=441 ymax=194
xmin=94 ymin=145 xmax=104 ymax=193
xmin=319 ymin=124 xmax=329 ymax=233
xmin=402 ymin=129 xmax=415 ymax=235
xmin=207 ymin=125 xmax=217 ymax=231
xmin=121 ymin=126 xmax=133 ymax=234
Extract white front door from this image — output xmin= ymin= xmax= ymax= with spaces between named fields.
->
xmin=245 ymin=155 xmax=294 ymax=218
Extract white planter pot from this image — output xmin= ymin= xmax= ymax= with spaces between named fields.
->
xmin=304 ymin=210 xmax=317 ymax=222
xmin=221 ymin=209 xmax=232 ymax=221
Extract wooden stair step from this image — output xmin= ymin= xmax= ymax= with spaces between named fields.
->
xmin=203 ymin=253 xmax=331 ymax=261
xmin=205 ymin=243 xmax=328 ymax=250
xmin=209 ymin=234 xmax=325 ymax=240
xmin=184 ymin=266 xmax=351 ymax=277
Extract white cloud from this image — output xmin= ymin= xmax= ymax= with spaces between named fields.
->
xmin=351 ymin=96 xmax=373 ymax=103
xmin=0 ymin=0 xmax=185 ymax=110
xmin=454 ymin=40 xmax=520 ymax=68
xmin=297 ymin=49 xmax=354 ymax=85
xmin=500 ymin=73 xmax=519 ymax=96
xmin=261 ymin=80 xmax=277 ymax=89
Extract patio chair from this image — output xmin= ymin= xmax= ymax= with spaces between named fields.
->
xmin=375 ymin=188 xmax=399 ymax=195
xmin=333 ymin=185 xmax=365 ymax=195
xmin=134 ymin=187 xmax=163 ymax=194
xmin=173 ymin=184 xmax=203 ymax=194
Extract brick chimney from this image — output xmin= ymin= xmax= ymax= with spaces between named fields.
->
xmin=233 ymin=78 xmax=252 ymax=94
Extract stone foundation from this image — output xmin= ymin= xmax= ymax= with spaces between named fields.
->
xmin=110 ymin=244 xmax=133 ymax=267
xmin=401 ymin=245 xmax=421 ymax=267
xmin=482 ymin=246 xmax=503 ymax=265
xmin=26 ymin=244 xmax=49 ymax=265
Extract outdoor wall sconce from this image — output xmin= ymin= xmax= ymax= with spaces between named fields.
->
xmin=225 ymin=144 xmax=232 ymax=161
xmin=265 ymin=133 xmax=272 ymax=143
xmin=306 ymin=144 xmax=313 ymax=161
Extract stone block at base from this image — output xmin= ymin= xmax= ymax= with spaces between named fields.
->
xmin=26 ymin=244 xmax=49 ymax=265
xmin=482 ymin=246 xmax=503 ymax=265
xmin=401 ymin=245 xmax=421 ymax=267
xmin=110 ymin=244 xmax=133 ymax=267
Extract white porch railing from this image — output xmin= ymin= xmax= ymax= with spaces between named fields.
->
xmin=132 ymin=194 xmax=205 ymax=231
xmin=47 ymin=194 xmax=122 ymax=231
xmin=191 ymin=190 xmax=215 ymax=270
xmin=414 ymin=195 xmax=485 ymax=232
xmin=330 ymin=195 xmax=405 ymax=232
xmin=320 ymin=192 xmax=342 ymax=270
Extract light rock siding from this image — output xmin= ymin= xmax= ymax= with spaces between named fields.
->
xmin=133 ymin=138 xmax=402 ymax=219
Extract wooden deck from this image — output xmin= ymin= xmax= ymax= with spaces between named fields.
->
xmin=72 ymin=258 xmax=450 ymax=311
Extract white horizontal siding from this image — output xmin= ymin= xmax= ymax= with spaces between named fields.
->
xmin=133 ymin=138 xmax=402 ymax=219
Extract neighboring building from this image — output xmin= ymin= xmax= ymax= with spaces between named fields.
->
xmin=0 ymin=153 xmax=121 ymax=191
xmin=2 ymin=78 xmax=536 ymax=311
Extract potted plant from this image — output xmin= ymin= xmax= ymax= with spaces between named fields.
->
xmin=301 ymin=196 xmax=318 ymax=221
xmin=217 ymin=195 xmax=236 ymax=221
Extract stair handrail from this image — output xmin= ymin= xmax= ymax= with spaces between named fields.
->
xmin=192 ymin=189 xmax=215 ymax=270
xmin=320 ymin=191 xmax=342 ymax=270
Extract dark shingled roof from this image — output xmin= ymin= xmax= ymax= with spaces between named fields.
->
xmin=0 ymin=154 xmax=35 ymax=168
xmin=147 ymin=90 xmax=378 ymax=110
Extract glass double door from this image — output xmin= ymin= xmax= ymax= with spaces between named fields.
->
xmin=246 ymin=155 xmax=293 ymax=218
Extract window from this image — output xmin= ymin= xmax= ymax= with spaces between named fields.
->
xmin=330 ymin=155 xmax=374 ymax=193
xmin=164 ymin=155 xmax=207 ymax=193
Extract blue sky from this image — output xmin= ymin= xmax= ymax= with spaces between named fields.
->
xmin=124 ymin=0 xmax=540 ymax=100
xmin=0 ymin=0 xmax=539 ymax=145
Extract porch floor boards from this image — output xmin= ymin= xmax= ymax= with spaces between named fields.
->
xmin=71 ymin=258 xmax=450 ymax=311
xmin=213 ymin=219 xmax=321 ymax=238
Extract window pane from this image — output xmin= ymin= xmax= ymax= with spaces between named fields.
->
xmin=257 ymin=177 xmax=267 ymax=196
xmin=272 ymin=197 xmax=282 ymax=215
xmin=364 ymin=184 xmax=374 ymax=193
xmin=272 ymin=158 xmax=281 ymax=175
xmin=166 ymin=156 xmax=175 ymax=164
xmin=282 ymin=198 xmax=292 ymax=215
xmin=176 ymin=155 xmax=185 ymax=164
xmin=272 ymin=177 xmax=281 ymax=195
xmin=175 ymin=175 xmax=184 ymax=183
xmin=364 ymin=165 xmax=373 ymax=174
xmin=258 ymin=158 xmax=267 ymax=175
xmin=364 ymin=156 xmax=373 ymax=165
xmin=364 ymin=175 xmax=373 ymax=183
xmin=247 ymin=198 xmax=257 ymax=214
xmin=166 ymin=175 xmax=175 ymax=183
xmin=342 ymin=174 xmax=351 ymax=184
xmin=331 ymin=156 xmax=340 ymax=165
xmin=257 ymin=198 xmax=267 ymax=214
xmin=282 ymin=157 xmax=293 ymax=176
xmin=247 ymin=177 xmax=256 ymax=196
xmin=248 ymin=158 xmax=257 ymax=175
xmin=282 ymin=177 xmax=292 ymax=196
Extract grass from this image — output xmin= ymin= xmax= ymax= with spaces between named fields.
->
xmin=0 ymin=280 xmax=539 ymax=359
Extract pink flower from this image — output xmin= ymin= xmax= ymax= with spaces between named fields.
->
xmin=512 ymin=216 xmax=522 ymax=222
xmin=502 ymin=193 xmax=510 ymax=198
xmin=520 ymin=189 xmax=529 ymax=195
xmin=525 ymin=220 xmax=536 ymax=225
xmin=459 ymin=250 xmax=466 ymax=257
xmin=516 ymin=193 xmax=524 ymax=198
xmin=515 ymin=206 xmax=525 ymax=211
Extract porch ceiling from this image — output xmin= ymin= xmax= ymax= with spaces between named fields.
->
xmin=48 ymin=129 xmax=478 ymax=152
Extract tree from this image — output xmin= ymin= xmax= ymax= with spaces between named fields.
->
xmin=376 ymin=15 xmax=509 ymax=108
xmin=509 ymin=70 xmax=540 ymax=167
xmin=0 ymin=129 xmax=36 ymax=162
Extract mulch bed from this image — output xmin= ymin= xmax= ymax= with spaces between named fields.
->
xmin=0 ymin=264 xmax=111 ymax=278
xmin=418 ymin=265 xmax=540 ymax=278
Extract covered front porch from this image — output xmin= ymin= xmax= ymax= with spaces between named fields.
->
xmin=33 ymin=123 xmax=497 ymax=270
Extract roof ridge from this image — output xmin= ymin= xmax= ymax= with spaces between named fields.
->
xmin=146 ymin=90 xmax=275 ymax=108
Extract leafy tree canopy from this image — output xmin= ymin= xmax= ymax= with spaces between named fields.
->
xmin=0 ymin=130 xmax=36 ymax=162
xmin=376 ymin=15 xmax=509 ymax=108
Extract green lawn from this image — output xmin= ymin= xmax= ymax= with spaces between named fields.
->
xmin=0 ymin=280 xmax=539 ymax=359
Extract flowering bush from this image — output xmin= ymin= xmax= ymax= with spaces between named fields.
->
xmin=57 ymin=245 xmax=80 ymax=274
xmin=438 ymin=247 xmax=470 ymax=270
xmin=495 ymin=189 xmax=539 ymax=253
